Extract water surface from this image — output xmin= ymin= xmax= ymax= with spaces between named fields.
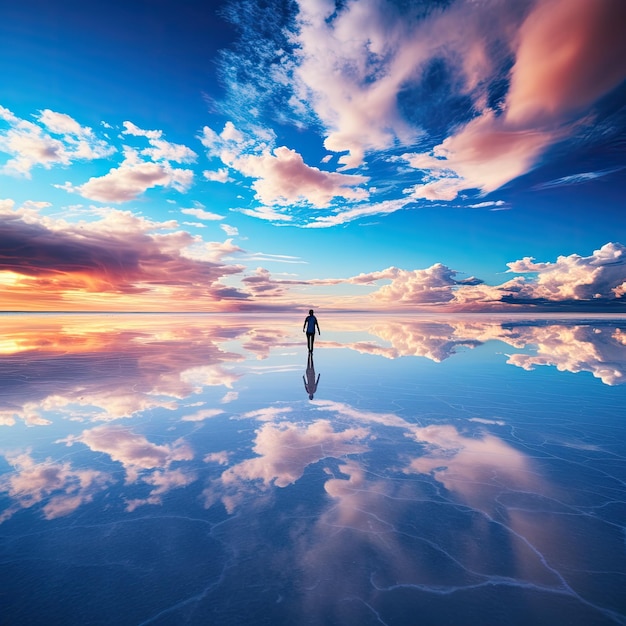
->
xmin=1 ymin=314 xmax=625 ymax=625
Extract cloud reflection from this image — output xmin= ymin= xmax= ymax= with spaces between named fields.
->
xmin=328 ymin=316 xmax=626 ymax=384
xmin=0 ymin=451 xmax=111 ymax=522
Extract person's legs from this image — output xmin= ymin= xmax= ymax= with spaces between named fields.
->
xmin=307 ymin=332 xmax=314 ymax=352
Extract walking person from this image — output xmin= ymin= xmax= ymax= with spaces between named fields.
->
xmin=303 ymin=309 xmax=320 ymax=353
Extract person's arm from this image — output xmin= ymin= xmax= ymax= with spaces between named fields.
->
xmin=303 ymin=317 xmax=307 ymax=332
xmin=316 ymin=320 xmax=320 ymax=334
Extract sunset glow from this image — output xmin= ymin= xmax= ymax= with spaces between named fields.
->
xmin=1 ymin=0 xmax=625 ymax=312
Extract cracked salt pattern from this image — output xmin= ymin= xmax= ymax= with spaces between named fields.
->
xmin=1 ymin=313 xmax=625 ymax=625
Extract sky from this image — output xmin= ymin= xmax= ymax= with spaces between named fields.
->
xmin=1 ymin=0 xmax=626 ymax=312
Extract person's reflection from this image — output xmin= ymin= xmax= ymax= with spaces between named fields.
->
xmin=303 ymin=352 xmax=320 ymax=400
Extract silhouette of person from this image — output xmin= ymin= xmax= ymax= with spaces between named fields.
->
xmin=303 ymin=352 xmax=320 ymax=400
xmin=303 ymin=309 xmax=320 ymax=353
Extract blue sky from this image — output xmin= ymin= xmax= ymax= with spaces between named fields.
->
xmin=1 ymin=0 xmax=626 ymax=311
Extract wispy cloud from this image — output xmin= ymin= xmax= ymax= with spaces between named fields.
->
xmin=217 ymin=0 xmax=626 ymax=211
xmin=534 ymin=167 xmax=625 ymax=190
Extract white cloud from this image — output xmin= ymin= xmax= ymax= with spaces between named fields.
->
xmin=203 ymin=168 xmax=233 ymax=183
xmin=303 ymin=198 xmax=408 ymax=228
xmin=237 ymin=205 xmax=294 ymax=222
xmin=122 ymin=120 xmax=197 ymax=163
xmin=220 ymin=224 xmax=239 ymax=237
xmin=181 ymin=207 xmax=224 ymax=221
xmin=506 ymin=242 xmax=626 ymax=301
xmin=205 ymin=418 xmax=370 ymax=512
xmin=64 ymin=148 xmax=194 ymax=203
xmin=0 ymin=106 xmax=113 ymax=177
xmin=201 ymin=121 xmax=368 ymax=209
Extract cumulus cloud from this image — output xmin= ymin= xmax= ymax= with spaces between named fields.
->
xmin=233 ymin=146 xmax=369 ymax=207
xmin=367 ymin=264 xmax=482 ymax=305
xmin=506 ymin=242 xmax=626 ymax=302
xmin=63 ymin=147 xmax=194 ymax=203
xmin=60 ymin=424 xmax=197 ymax=511
xmin=0 ymin=105 xmax=114 ymax=176
xmin=201 ymin=122 xmax=369 ymax=208
xmin=505 ymin=324 xmax=626 ymax=385
xmin=310 ymin=243 xmax=626 ymax=311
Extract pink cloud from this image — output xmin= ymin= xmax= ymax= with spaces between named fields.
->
xmin=67 ymin=150 xmax=194 ymax=203
xmin=233 ymin=146 xmax=369 ymax=208
xmin=506 ymin=242 xmax=626 ymax=301
xmin=505 ymin=0 xmax=626 ymax=126
xmin=402 ymin=0 xmax=626 ymax=198
xmin=0 ymin=204 xmax=248 ymax=310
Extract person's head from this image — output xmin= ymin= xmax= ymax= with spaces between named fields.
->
xmin=309 ymin=309 xmax=314 ymax=315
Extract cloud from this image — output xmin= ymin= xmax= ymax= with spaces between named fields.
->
xmin=303 ymin=198 xmax=409 ymax=228
xmin=505 ymin=324 xmax=626 ymax=385
xmin=0 ymin=316 xmax=248 ymax=427
xmin=505 ymin=242 xmax=626 ymax=301
xmin=219 ymin=0 xmax=626 ymax=204
xmin=504 ymin=0 xmax=626 ymax=127
xmin=367 ymin=264 xmax=482 ymax=305
xmin=236 ymin=205 xmax=294 ymax=222
xmin=535 ymin=168 xmax=625 ymax=190
xmin=402 ymin=0 xmax=626 ymax=198
xmin=181 ymin=207 xmax=224 ymax=221
xmin=202 ymin=122 xmax=369 ymax=208
xmin=220 ymin=224 xmax=239 ymax=236
xmin=124 ymin=468 xmax=197 ymax=511
xmin=181 ymin=408 xmax=224 ymax=422
xmin=233 ymin=146 xmax=370 ymax=207
xmin=405 ymin=423 xmax=539 ymax=515
xmin=63 ymin=148 xmax=194 ymax=203
xmin=0 ymin=201 xmax=248 ymax=310
xmin=0 ymin=105 xmax=114 ymax=177
xmin=203 ymin=168 xmax=233 ymax=183
xmin=309 ymin=243 xmax=626 ymax=311
xmin=122 ymin=121 xmax=197 ymax=163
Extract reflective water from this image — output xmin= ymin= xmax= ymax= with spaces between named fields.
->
xmin=1 ymin=314 xmax=626 ymax=625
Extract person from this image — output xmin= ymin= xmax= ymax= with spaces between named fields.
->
xmin=303 ymin=309 xmax=320 ymax=353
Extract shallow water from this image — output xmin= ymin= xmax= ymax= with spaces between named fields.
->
xmin=1 ymin=314 xmax=626 ymax=625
